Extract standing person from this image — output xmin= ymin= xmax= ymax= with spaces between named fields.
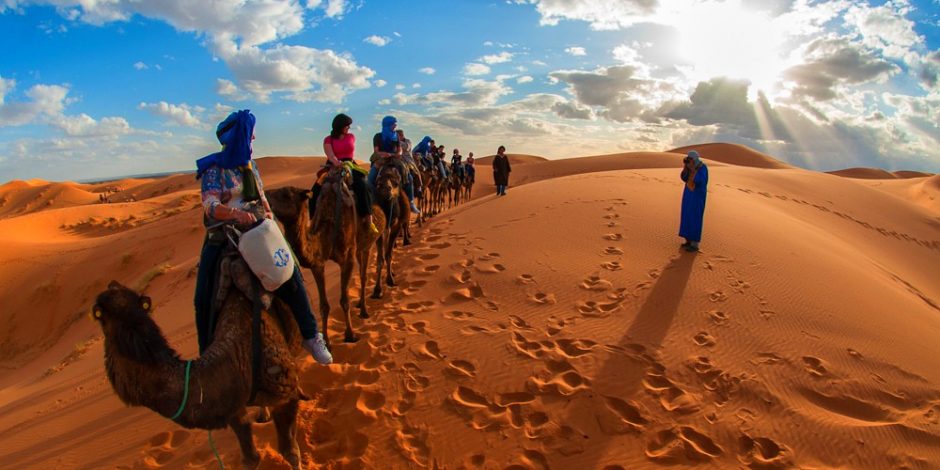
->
xmin=309 ymin=113 xmax=378 ymax=234
xmin=492 ymin=145 xmax=511 ymax=196
xmin=679 ymin=150 xmax=709 ymax=252
xmin=194 ymin=109 xmax=332 ymax=364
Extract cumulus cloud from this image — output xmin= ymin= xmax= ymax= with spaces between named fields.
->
xmin=565 ymin=46 xmax=586 ymax=56
xmin=844 ymin=1 xmax=921 ymax=63
xmin=419 ymin=67 xmax=436 ymax=75
xmin=519 ymin=0 xmax=656 ymax=29
xmin=133 ymin=61 xmax=148 ymax=70
xmin=14 ymin=0 xmax=373 ymax=103
xmin=363 ymin=35 xmax=390 ymax=46
xmin=480 ymin=52 xmax=513 ymax=64
xmin=51 ymin=114 xmax=132 ymax=137
xmin=138 ymin=101 xmax=206 ymax=127
xmin=392 ymin=79 xmax=511 ymax=108
xmin=517 ymin=75 xmax=534 ymax=84
xmin=216 ymin=78 xmax=247 ymax=100
xmin=464 ymin=63 xmax=491 ymax=76
xmin=374 ymin=79 xmax=387 ymax=87
xmin=549 ymin=65 xmax=677 ymax=122
xmin=783 ymin=37 xmax=898 ymax=101
xmin=919 ymin=51 xmax=940 ymax=89
xmin=0 ymin=83 xmax=69 ymax=127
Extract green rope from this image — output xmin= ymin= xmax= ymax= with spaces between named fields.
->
xmin=170 ymin=360 xmax=192 ymax=421
xmin=208 ymin=430 xmax=225 ymax=469
xmin=169 ymin=360 xmax=225 ymax=469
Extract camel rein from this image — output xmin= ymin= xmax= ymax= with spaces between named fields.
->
xmin=170 ymin=360 xmax=225 ymax=469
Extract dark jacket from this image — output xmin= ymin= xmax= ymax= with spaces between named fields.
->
xmin=492 ymin=154 xmax=511 ymax=186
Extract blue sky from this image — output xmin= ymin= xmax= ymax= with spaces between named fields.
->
xmin=1 ymin=0 xmax=938 ymax=182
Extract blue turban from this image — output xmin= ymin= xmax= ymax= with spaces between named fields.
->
xmin=381 ymin=115 xmax=398 ymax=144
xmin=196 ymin=109 xmax=256 ymax=178
xmin=687 ymin=150 xmax=703 ymax=168
xmin=413 ymin=135 xmax=433 ymax=155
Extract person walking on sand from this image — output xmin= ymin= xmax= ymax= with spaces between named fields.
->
xmin=679 ymin=150 xmax=708 ymax=252
xmin=492 ymin=145 xmax=511 ymax=196
xmin=194 ymin=109 xmax=332 ymax=364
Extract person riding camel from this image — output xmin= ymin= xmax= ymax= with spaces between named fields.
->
xmin=398 ymin=129 xmax=423 ymax=202
xmin=194 ymin=109 xmax=332 ymax=365
xmin=451 ymin=148 xmax=464 ymax=180
xmin=465 ymin=152 xmax=476 ymax=183
xmin=308 ymin=113 xmax=379 ymax=234
xmin=367 ymin=115 xmax=420 ymax=215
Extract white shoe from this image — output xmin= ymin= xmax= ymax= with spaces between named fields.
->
xmin=410 ymin=202 xmax=421 ymax=215
xmin=303 ymin=333 xmax=333 ymax=365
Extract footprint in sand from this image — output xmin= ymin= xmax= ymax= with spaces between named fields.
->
xmin=693 ymin=332 xmax=716 ymax=347
xmin=445 ymin=360 xmax=477 ymax=378
xmin=415 ymin=264 xmax=441 ymax=277
xmin=580 ymin=274 xmax=613 ymax=291
xmin=474 ymin=263 xmax=506 ymax=274
xmin=416 ymin=341 xmax=444 ymax=360
xmin=555 ymin=338 xmax=597 ymax=358
xmin=601 ymin=260 xmax=622 ymax=271
xmin=443 ymin=310 xmax=475 ymax=321
xmin=509 ymin=314 xmax=533 ymax=329
xmin=393 ymin=422 xmax=431 ymax=467
xmin=708 ymin=310 xmax=728 ymax=325
xmin=430 ymin=242 xmax=451 ymax=249
xmin=528 ymin=291 xmax=557 ymax=305
xmin=460 ymin=324 xmax=501 ymax=335
xmin=801 ymin=356 xmax=829 ymax=377
xmin=526 ymin=358 xmax=590 ymax=396
xmin=643 ymin=371 xmax=701 ymax=414
xmin=646 ymin=426 xmax=723 ymax=463
xmin=449 ymin=270 xmax=472 ymax=284
xmin=709 ymin=291 xmax=728 ymax=302
xmin=517 ymin=273 xmax=536 ymax=284
xmin=407 ymin=321 xmax=428 ymax=334
xmin=604 ymin=246 xmax=624 ymax=255
xmin=356 ymin=389 xmax=387 ymax=416
xmin=604 ymin=233 xmax=624 ymax=241
xmin=448 ymin=284 xmax=485 ymax=302
xmin=478 ymin=252 xmax=501 ymax=261
xmin=737 ymin=434 xmax=793 ymax=468
xmin=597 ymin=396 xmax=649 ymax=434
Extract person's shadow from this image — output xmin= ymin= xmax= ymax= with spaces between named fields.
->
xmin=558 ymin=250 xmax=698 ymax=465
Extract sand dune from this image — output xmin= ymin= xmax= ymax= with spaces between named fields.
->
xmin=669 ymin=142 xmax=793 ymax=169
xmin=1 ymin=143 xmax=938 ymax=469
xmin=828 ymin=168 xmax=936 ymax=179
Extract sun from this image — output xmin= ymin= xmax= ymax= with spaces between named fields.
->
xmin=670 ymin=1 xmax=790 ymax=100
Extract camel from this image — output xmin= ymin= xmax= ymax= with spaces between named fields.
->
xmin=371 ymin=159 xmax=411 ymax=299
xmin=93 ymin=280 xmax=307 ymax=470
xmin=460 ymin=165 xmax=475 ymax=202
xmin=265 ymin=170 xmax=385 ymax=349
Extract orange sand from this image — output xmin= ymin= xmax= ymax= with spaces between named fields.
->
xmin=1 ymin=144 xmax=938 ymax=469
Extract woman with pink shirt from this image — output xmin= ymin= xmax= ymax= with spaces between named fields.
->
xmin=309 ymin=113 xmax=377 ymax=232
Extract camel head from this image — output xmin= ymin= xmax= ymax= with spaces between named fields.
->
xmin=266 ymin=186 xmax=312 ymax=226
xmin=92 ymin=281 xmax=176 ymax=365
xmin=375 ymin=163 xmax=402 ymax=201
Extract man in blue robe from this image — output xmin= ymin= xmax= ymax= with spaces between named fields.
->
xmin=679 ymin=150 xmax=708 ymax=252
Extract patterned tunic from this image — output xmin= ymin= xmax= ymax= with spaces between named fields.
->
xmin=200 ymin=160 xmax=268 ymax=226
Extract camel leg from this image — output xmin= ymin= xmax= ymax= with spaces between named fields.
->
xmin=385 ymin=229 xmax=398 ymax=287
xmin=371 ymin=235 xmax=386 ymax=299
xmin=229 ymin=407 xmax=261 ymax=470
xmin=357 ymin=245 xmax=371 ymax=318
xmin=340 ymin=258 xmax=357 ymax=343
xmin=309 ymin=265 xmax=331 ymax=350
xmin=255 ymin=406 xmax=272 ymax=423
xmin=272 ymin=399 xmax=303 ymax=470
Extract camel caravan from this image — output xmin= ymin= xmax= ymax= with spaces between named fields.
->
xmin=90 ymin=111 xmax=478 ymax=469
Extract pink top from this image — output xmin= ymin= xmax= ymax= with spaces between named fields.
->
xmin=324 ymin=134 xmax=356 ymax=161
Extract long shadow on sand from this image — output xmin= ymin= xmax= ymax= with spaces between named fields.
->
xmin=560 ymin=250 xmax=697 ymax=465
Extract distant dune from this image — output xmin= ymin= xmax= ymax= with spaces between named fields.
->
xmin=828 ymin=167 xmax=935 ymax=179
xmin=0 ymin=143 xmax=938 ymax=469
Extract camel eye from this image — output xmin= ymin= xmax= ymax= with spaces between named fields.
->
xmin=140 ymin=296 xmax=151 ymax=311
xmin=91 ymin=306 xmax=102 ymax=320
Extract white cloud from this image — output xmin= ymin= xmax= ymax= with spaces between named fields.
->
xmin=216 ymin=78 xmax=247 ymax=101
xmin=419 ymin=67 xmax=436 ymax=75
xmin=133 ymin=61 xmax=148 ymax=70
xmin=393 ymin=31 xmax=401 ymax=37
xmin=480 ymin=52 xmax=513 ymax=64
xmin=520 ymin=0 xmax=656 ymax=29
xmin=374 ymin=79 xmax=387 ymax=87
xmin=364 ymin=35 xmax=390 ymax=47
xmin=395 ymin=84 xmax=406 ymax=90
xmin=0 ymin=83 xmax=69 ymax=127
xmin=464 ymin=63 xmax=491 ymax=76
xmin=0 ymin=76 xmax=14 ymax=105
xmin=138 ymin=101 xmax=205 ymax=127
xmin=52 ymin=114 xmax=132 ymax=137
xmin=844 ymin=1 xmax=921 ymax=63
xmin=378 ymin=98 xmax=391 ymax=105
xmin=17 ymin=0 xmax=373 ymax=103
xmin=517 ymin=75 xmax=534 ymax=84
xmin=412 ymin=83 xmax=422 ymax=89
xmin=565 ymin=47 xmax=587 ymax=56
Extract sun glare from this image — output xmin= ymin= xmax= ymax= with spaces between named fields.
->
xmin=670 ymin=1 xmax=789 ymax=100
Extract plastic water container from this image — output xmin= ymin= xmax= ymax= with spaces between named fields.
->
xmin=237 ymin=218 xmax=295 ymax=291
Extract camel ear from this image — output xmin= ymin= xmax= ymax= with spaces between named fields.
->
xmin=108 ymin=280 xmax=121 ymax=290
xmin=140 ymin=296 xmax=152 ymax=312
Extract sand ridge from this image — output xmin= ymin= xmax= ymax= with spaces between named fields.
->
xmin=0 ymin=144 xmax=939 ymax=469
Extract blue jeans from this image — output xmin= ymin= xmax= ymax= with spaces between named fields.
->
xmin=194 ymin=233 xmax=319 ymax=353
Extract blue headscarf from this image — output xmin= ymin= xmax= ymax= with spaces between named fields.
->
xmin=687 ymin=150 xmax=703 ymax=168
xmin=413 ymin=135 xmax=433 ymax=155
xmin=381 ymin=115 xmax=398 ymax=144
xmin=196 ymin=110 xmax=256 ymax=179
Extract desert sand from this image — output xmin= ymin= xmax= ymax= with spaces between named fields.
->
xmin=1 ymin=143 xmax=938 ymax=469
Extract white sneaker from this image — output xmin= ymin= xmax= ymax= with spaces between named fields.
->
xmin=410 ymin=202 xmax=421 ymax=215
xmin=303 ymin=333 xmax=333 ymax=365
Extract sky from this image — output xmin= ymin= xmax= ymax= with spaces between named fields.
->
xmin=1 ymin=0 xmax=939 ymax=183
